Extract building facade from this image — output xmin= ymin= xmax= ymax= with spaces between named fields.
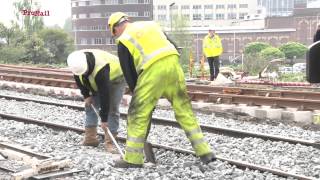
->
xmin=71 ymin=0 xmax=153 ymax=51
xmin=153 ymin=0 xmax=262 ymax=28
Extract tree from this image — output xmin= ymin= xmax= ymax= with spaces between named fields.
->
xmin=244 ymin=42 xmax=271 ymax=55
xmin=0 ymin=22 xmax=26 ymax=46
xmin=39 ymin=28 xmax=74 ymax=64
xmin=279 ymin=42 xmax=308 ymax=59
xmin=167 ymin=14 xmax=192 ymax=73
xmin=260 ymin=47 xmax=285 ymax=61
xmin=23 ymin=34 xmax=53 ymax=64
xmin=63 ymin=17 xmax=72 ymax=32
xmin=13 ymin=0 xmax=44 ymax=35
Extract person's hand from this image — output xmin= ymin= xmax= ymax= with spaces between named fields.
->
xmin=101 ymin=122 xmax=108 ymax=131
xmin=84 ymin=96 xmax=93 ymax=107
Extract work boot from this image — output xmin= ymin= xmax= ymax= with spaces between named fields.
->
xmin=200 ymin=152 xmax=217 ymax=164
xmin=82 ymin=127 xmax=99 ymax=147
xmin=113 ymin=158 xmax=143 ymax=168
xmin=104 ymin=131 xmax=118 ymax=154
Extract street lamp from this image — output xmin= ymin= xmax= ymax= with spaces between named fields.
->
xmin=169 ymin=2 xmax=175 ymax=32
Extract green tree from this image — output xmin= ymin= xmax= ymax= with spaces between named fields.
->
xmin=13 ymin=0 xmax=44 ymax=35
xmin=167 ymin=14 xmax=192 ymax=73
xmin=244 ymin=42 xmax=271 ymax=55
xmin=38 ymin=28 xmax=74 ymax=64
xmin=260 ymin=47 xmax=285 ymax=61
xmin=63 ymin=17 xmax=72 ymax=32
xmin=279 ymin=42 xmax=308 ymax=59
xmin=23 ymin=34 xmax=53 ymax=64
xmin=0 ymin=46 xmax=26 ymax=63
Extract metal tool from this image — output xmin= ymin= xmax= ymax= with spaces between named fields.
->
xmin=91 ymin=104 xmax=125 ymax=159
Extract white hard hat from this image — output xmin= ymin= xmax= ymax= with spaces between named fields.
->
xmin=67 ymin=51 xmax=88 ymax=75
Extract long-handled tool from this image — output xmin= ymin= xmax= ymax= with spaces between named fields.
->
xmin=91 ymin=104 xmax=125 ymax=159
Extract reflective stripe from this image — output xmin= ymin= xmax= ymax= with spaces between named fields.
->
xmin=127 ymin=136 xmax=145 ymax=143
xmin=126 ymin=146 xmax=144 ymax=154
xmin=186 ymin=128 xmax=202 ymax=138
xmin=142 ymin=45 xmax=176 ymax=65
xmin=125 ymin=35 xmax=176 ymax=70
xmin=191 ymin=138 xmax=206 ymax=147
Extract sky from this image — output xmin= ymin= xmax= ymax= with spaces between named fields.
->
xmin=0 ymin=0 xmax=71 ymax=27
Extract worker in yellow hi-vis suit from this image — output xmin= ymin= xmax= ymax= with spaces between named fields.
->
xmin=203 ymin=27 xmax=223 ymax=81
xmin=107 ymin=12 xmax=216 ymax=168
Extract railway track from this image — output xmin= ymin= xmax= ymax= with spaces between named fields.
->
xmin=1 ymin=64 xmax=320 ymax=110
xmin=0 ymin=113 xmax=315 ymax=180
xmin=1 ymin=93 xmax=319 ymax=149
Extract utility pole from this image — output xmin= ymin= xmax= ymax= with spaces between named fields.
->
xmin=169 ymin=2 xmax=175 ymax=33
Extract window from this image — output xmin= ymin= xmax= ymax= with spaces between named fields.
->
xmin=228 ymin=13 xmax=237 ymax=19
xmin=204 ymin=5 xmax=213 ymax=9
xmin=158 ymin=5 xmax=166 ymax=10
xmin=239 ymin=4 xmax=248 ymax=8
xmin=106 ymin=0 xmax=118 ymax=4
xmin=204 ymin=14 xmax=213 ymax=20
xmin=216 ymin=4 xmax=224 ymax=9
xmin=80 ymin=38 xmax=87 ymax=45
xmin=181 ymin=5 xmax=189 ymax=9
xmin=105 ymin=12 xmax=112 ymax=17
xmin=193 ymin=13 xmax=201 ymax=20
xmin=101 ymin=0 xmax=105 ymax=4
xmin=90 ymin=13 xmax=101 ymax=18
xmin=239 ymin=13 xmax=248 ymax=19
xmin=123 ymin=0 xmax=138 ymax=4
xmin=127 ymin=12 xmax=139 ymax=17
xmin=144 ymin=11 xmax=150 ymax=17
xmin=72 ymin=14 xmax=77 ymax=19
xmin=158 ymin=14 xmax=166 ymax=21
xmin=193 ymin=5 xmax=201 ymax=9
xmin=144 ymin=0 xmax=150 ymax=3
xmin=78 ymin=1 xmax=86 ymax=6
xmin=72 ymin=2 xmax=78 ymax=7
xmin=86 ymin=1 xmax=90 ymax=5
xmin=171 ymin=5 xmax=178 ymax=10
xmin=79 ymin=14 xmax=87 ymax=18
xmin=227 ymin=4 xmax=236 ymax=9
xmin=92 ymin=0 xmax=101 ymax=5
xmin=91 ymin=26 xmax=104 ymax=30
xmin=93 ymin=38 xmax=103 ymax=44
xmin=216 ymin=13 xmax=224 ymax=20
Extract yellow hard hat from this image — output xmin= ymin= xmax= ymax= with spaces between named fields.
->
xmin=108 ymin=12 xmax=128 ymax=36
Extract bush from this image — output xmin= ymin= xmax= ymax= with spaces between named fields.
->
xmin=260 ymin=47 xmax=285 ymax=61
xmin=279 ymin=42 xmax=308 ymax=59
xmin=0 ymin=46 xmax=26 ymax=63
xmin=243 ymin=54 xmax=268 ymax=75
xmin=244 ymin=42 xmax=271 ymax=55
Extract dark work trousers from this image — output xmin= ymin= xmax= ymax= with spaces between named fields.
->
xmin=207 ymin=56 xmax=220 ymax=81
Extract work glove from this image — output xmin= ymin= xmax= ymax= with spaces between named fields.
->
xmin=84 ymin=96 xmax=93 ymax=107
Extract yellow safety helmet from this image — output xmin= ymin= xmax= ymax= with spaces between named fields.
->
xmin=108 ymin=12 xmax=128 ymax=36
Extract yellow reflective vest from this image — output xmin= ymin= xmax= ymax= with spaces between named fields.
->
xmin=117 ymin=21 xmax=179 ymax=73
xmin=203 ymin=34 xmax=223 ymax=57
xmin=79 ymin=49 xmax=122 ymax=92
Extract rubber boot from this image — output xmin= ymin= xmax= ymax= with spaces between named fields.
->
xmin=113 ymin=158 xmax=143 ymax=168
xmin=104 ymin=131 xmax=118 ymax=154
xmin=82 ymin=127 xmax=99 ymax=147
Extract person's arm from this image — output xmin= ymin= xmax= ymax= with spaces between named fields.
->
xmin=117 ymin=42 xmax=138 ymax=92
xmin=74 ymin=75 xmax=90 ymax=98
xmin=95 ymin=65 xmax=110 ymax=122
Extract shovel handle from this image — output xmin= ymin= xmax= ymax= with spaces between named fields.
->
xmin=90 ymin=104 xmax=125 ymax=159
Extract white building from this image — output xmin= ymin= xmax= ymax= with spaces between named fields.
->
xmin=153 ymin=0 xmax=263 ymax=28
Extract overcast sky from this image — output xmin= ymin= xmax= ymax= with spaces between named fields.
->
xmin=0 ymin=0 xmax=71 ymax=27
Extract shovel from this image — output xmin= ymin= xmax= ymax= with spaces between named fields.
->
xmin=91 ymin=104 xmax=125 ymax=159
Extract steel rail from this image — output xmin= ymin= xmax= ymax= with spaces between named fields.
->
xmin=0 ymin=64 xmax=70 ymax=73
xmin=1 ymin=94 xmax=319 ymax=149
xmin=187 ymin=84 xmax=320 ymax=100
xmin=0 ymin=142 xmax=50 ymax=160
xmin=0 ymin=113 xmax=314 ymax=180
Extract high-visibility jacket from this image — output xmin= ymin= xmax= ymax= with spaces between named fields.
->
xmin=78 ymin=49 xmax=122 ymax=91
xmin=117 ymin=21 xmax=179 ymax=73
xmin=203 ymin=34 xmax=223 ymax=57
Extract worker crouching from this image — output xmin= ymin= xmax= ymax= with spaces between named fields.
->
xmin=67 ymin=49 xmax=125 ymax=153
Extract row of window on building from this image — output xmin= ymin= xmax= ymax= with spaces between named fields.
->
xmin=156 ymin=4 xmax=248 ymax=10
xmin=157 ymin=12 xmax=248 ymax=21
xmin=72 ymin=0 xmax=151 ymax=7
xmin=78 ymin=38 xmax=116 ymax=45
xmin=72 ymin=11 xmax=150 ymax=19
